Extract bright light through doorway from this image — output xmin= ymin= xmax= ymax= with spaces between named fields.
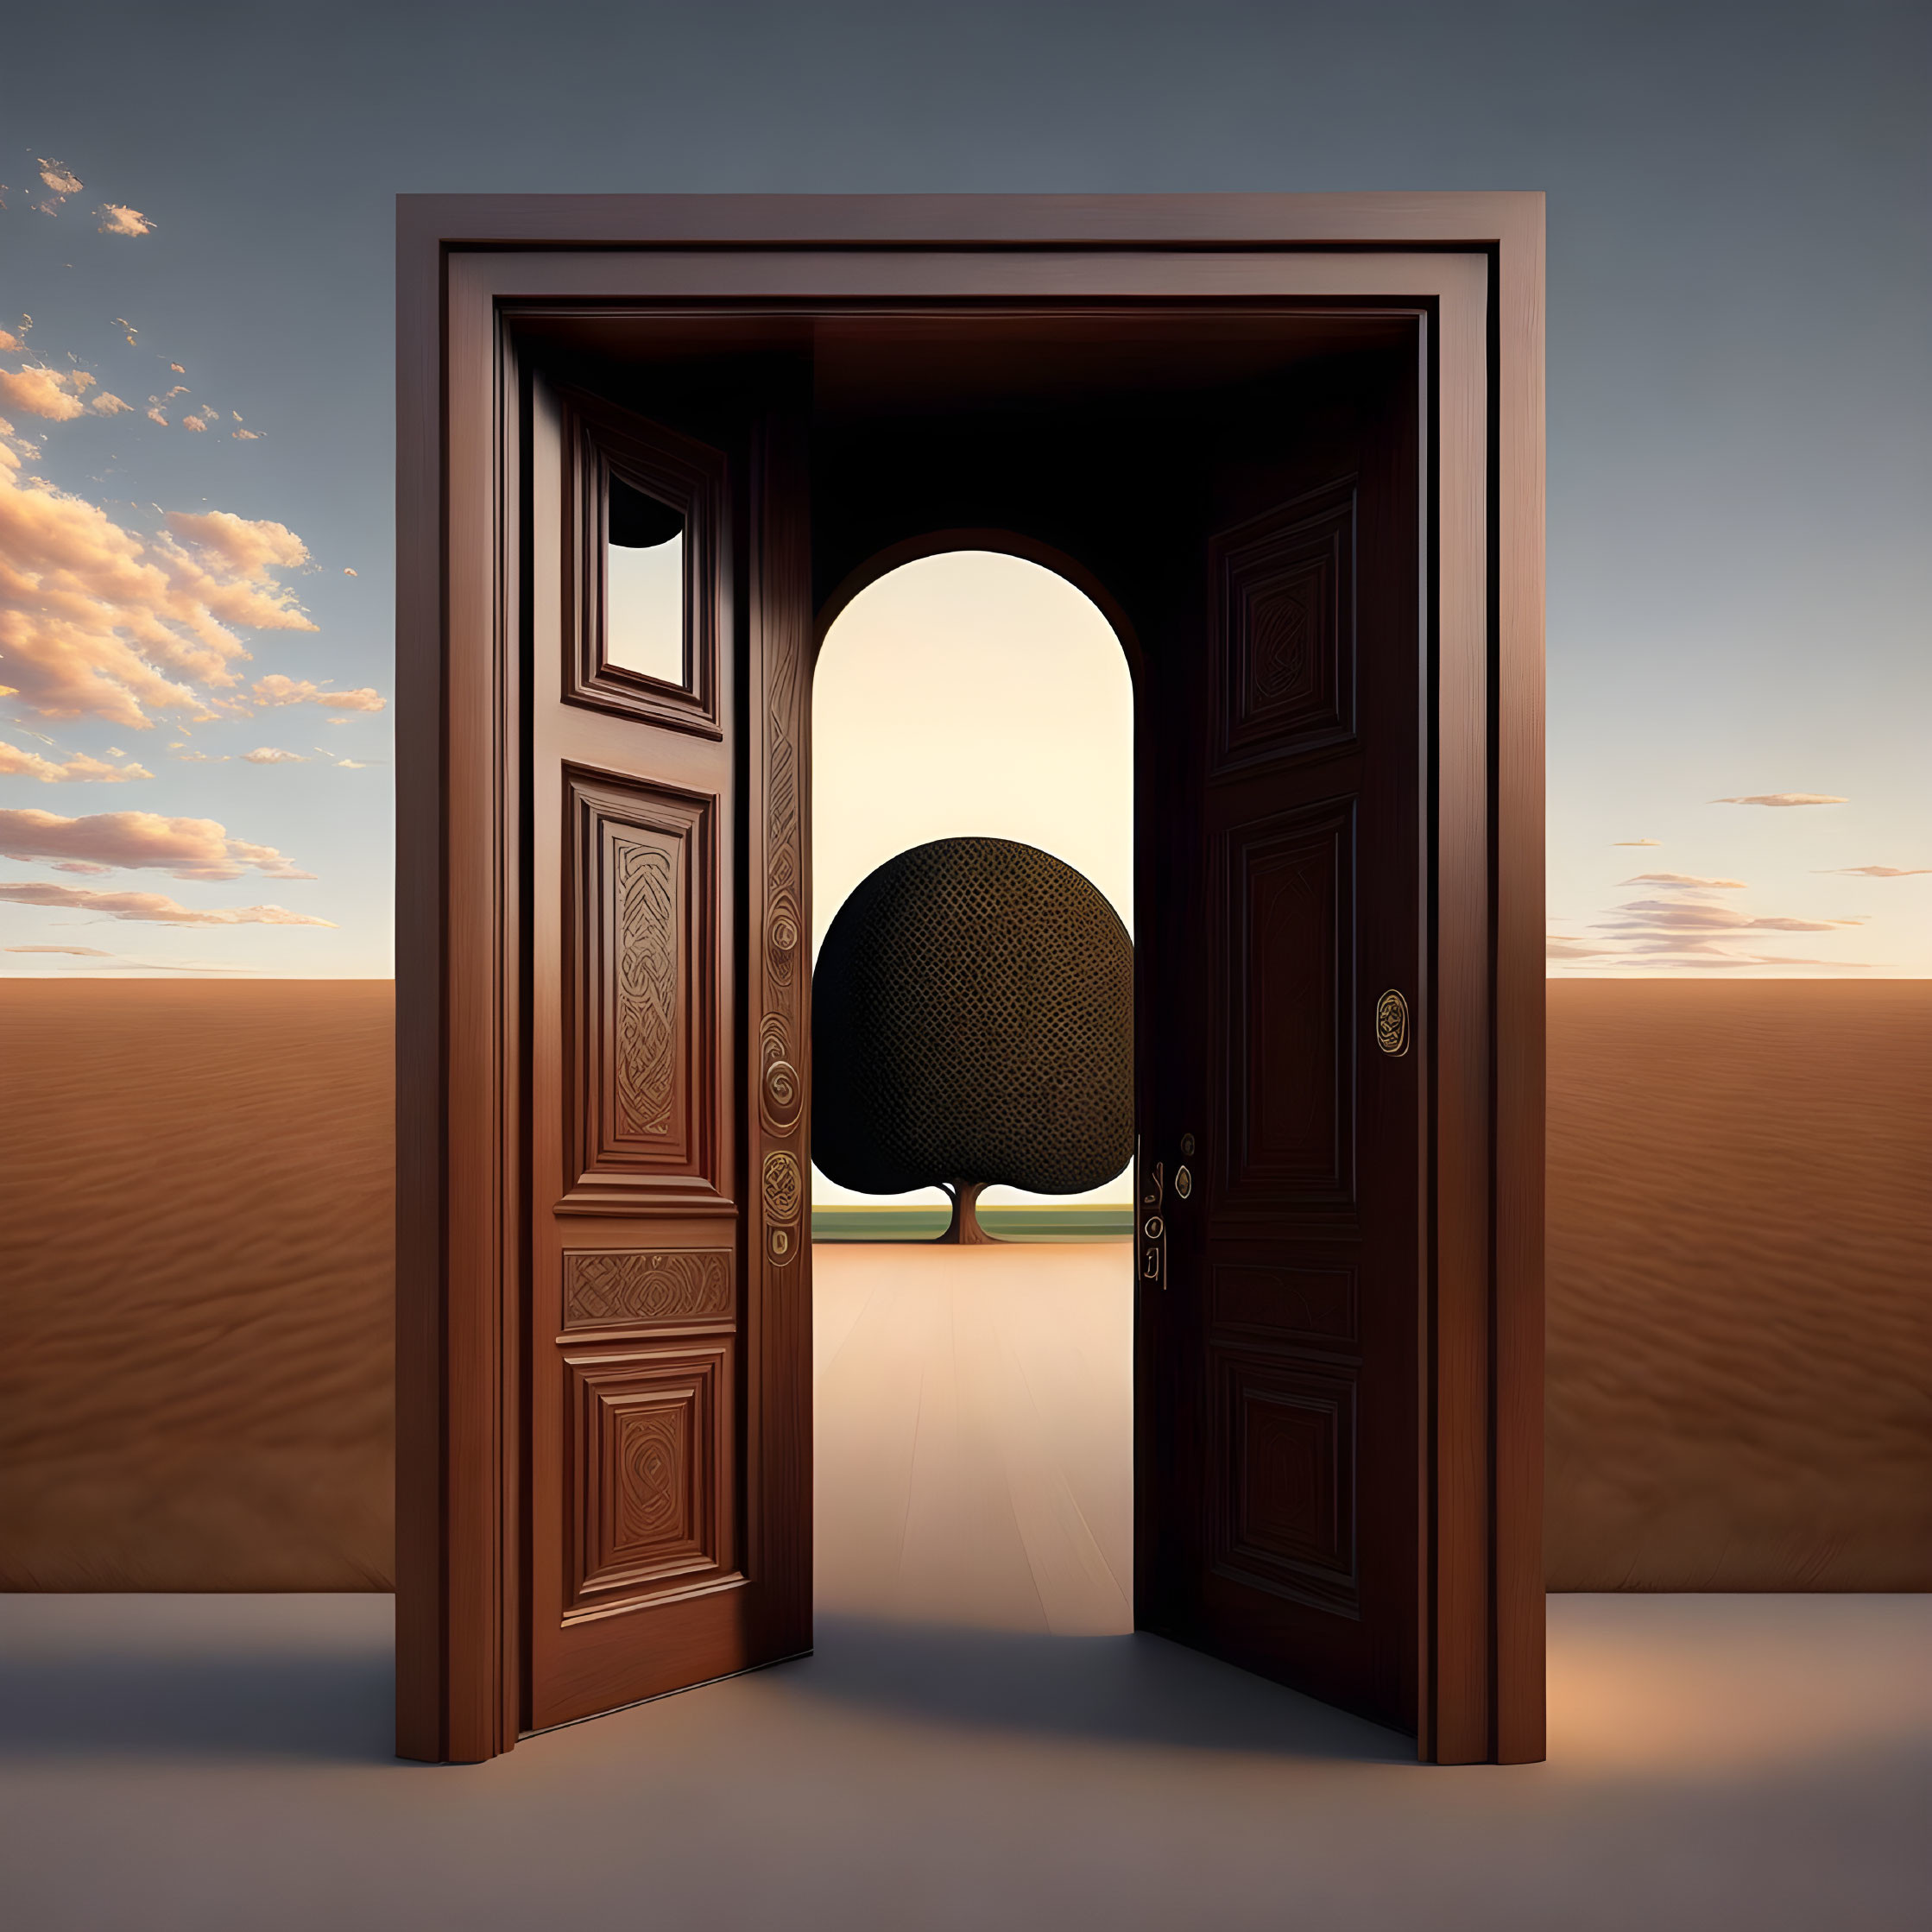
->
xmin=812 ymin=550 xmax=1134 ymax=1209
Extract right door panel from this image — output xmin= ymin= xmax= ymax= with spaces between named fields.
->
xmin=1139 ymin=344 xmax=1423 ymax=1738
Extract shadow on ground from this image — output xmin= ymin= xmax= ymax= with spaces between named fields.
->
xmin=0 ymin=1647 xmax=396 ymax=1765
xmin=786 ymin=1613 xmax=1416 ymax=1763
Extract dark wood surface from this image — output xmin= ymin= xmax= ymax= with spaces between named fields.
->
xmin=396 ymin=195 xmax=1543 ymax=1763
xmin=1137 ymin=347 xmax=1422 ymax=1736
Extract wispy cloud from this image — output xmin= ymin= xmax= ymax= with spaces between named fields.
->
xmin=1712 ymin=792 xmax=1848 ymax=807
xmin=1612 ymin=838 xmax=1661 ymax=847
xmin=1618 ymin=872 xmax=1747 ymax=890
xmin=1598 ymin=899 xmax=1859 ymax=936
xmin=37 ymin=161 xmax=83 ymax=198
xmin=5 ymin=944 xmax=111 ymax=956
xmin=0 ymin=881 xmax=334 ymax=927
xmin=0 ymin=436 xmax=317 ymax=728
xmin=1816 ymin=865 xmax=1929 ymax=879
xmin=0 ymin=807 xmax=313 ymax=880
xmin=0 ymin=739 xmax=152 ymax=783
xmin=250 ymin=673 xmax=385 ymax=713
xmin=242 ymin=746 xmax=305 ymax=764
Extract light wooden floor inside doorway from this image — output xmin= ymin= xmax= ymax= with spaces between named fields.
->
xmin=812 ymin=1240 xmax=1135 ymax=1636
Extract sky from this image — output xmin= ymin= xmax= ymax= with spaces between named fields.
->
xmin=0 ymin=0 xmax=1926 ymax=980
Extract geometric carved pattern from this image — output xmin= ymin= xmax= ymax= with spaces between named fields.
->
xmin=1224 ymin=799 xmax=1356 ymax=1209
xmin=1210 ymin=1262 xmax=1359 ymax=1347
xmin=566 ymin=767 xmax=719 ymax=1204
xmin=1213 ymin=482 xmax=1355 ymax=771
xmin=614 ymin=831 xmax=678 ymax=1140
xmin=1211 ymin=1348 xmax=1359 ymax=1619
xmin=565 ymin=1343 xmax=729 ymax=1617
xmin=562 ymin=1249 xmax=735 ymax=1331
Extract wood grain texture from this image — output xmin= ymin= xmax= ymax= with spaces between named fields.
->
xmin=400 ymin=196 xmax=1542 ymax=1761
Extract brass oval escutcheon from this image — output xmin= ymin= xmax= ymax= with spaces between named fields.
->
xmin=770 ymin=1226 xmax=792 ymax=1261
xmin=1376 ymin=988 xmax=1411 ymax=1057
xmin=1143 ymin=1215 xmax=1165 ymax=1242
xmin=762 ymin=1149 xmax=803 ymax=1223
xmin=1174 ymin=1165 xmax=1193 ymax=1199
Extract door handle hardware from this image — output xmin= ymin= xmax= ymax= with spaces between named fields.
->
xmin=1138 ymin=1146 xmax=1167 ymax=1286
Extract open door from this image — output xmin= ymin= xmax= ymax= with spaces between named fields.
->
xmin=1136 ymin=344 xmax=1424 ymax=1738
xmin=521 ymin=379 xmax=812 ymax=1731
xmin=400 ymin=199 xmax=1543 ymax=1765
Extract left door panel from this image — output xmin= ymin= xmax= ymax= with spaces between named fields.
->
xmin=524 ymin=379 xmax=811 ymax=1733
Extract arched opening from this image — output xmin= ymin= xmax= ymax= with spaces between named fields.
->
xmin=810 ymin=542 xmax=1139 ymax=1634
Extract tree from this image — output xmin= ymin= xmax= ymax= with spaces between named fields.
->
xmin=811 ymin=837 xmax=1133 ymax=1242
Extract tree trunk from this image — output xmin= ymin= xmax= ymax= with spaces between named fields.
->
xmin=937 ymin=1180 xmax=994 ymax=1244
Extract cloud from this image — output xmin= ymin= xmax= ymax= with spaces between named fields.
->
xmin=181 ymin=413 xmax=211 ymax=432
xmin=0 ymin=444 xmax=317 ymax=727
xmin=38 ymin=161 xmax=83 ymax=197
xmin=6 ymin=944 xmax=111 ymax=955
xmin=1611 ymin=838 xmax=1661 ymax=847
xmin=95 ymin=205 xmax=154 ymax=238
xmin=115 ymin=319 xmax=137 ymax=347
xmin=1618 ymin=872 xmax=1746 ymax=890
xmin=0 ymin=807 xmax=312 ymax=880
xmin=0 ymin=331 xmax=21 ymax=353
xmin=51 ymin=860 xmax=112 ymax=874
xmin=0 ymin=738 xmax=152 ymax=782
xmin=1546 ymin=936 xmax=1607 ymax=961
xmin=0 ymin=881 xmax=334 ymax=927
xmin=250 ymin=673 xmax=385 ymax=713
xmin=0 ymin=366 xmax=94 ymax=421
xmin=1596 ymin=898 xmax=1860 ymax=936
xmin=144 ymin=405 xmax=168 ymax=426
xmin=91 ymin=391 xmax=132 ymax=415
xmin=313 ymin=745 xmax=376 ymax=768
xmin=243 ymin=746 xmax=305 ymax=763
xmin=231 ymin=429 xmax=262 ymax=440
xmin=343 ymin=567 xmax=357 ymax=577
xmin=1816 ymin=865 xmax=1929 ymax=879
xmin=1712 ymin=793 xmax=1848 ymax=807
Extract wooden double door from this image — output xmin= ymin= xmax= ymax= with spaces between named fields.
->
xmin=510 ymin=328 xmax=1424 ymax=1741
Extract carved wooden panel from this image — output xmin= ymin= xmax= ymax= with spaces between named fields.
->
xmin=1211 ymin=1348 xmax=1359 ymax=1618
xmin=562 ymin=1249 xmax=735 ymax=1332
xmin=1211 ymin=1262 xmax=1358 ymax=1348
xmin=565 ymin=767 xmax=720 ymax=1209
xmin=1211 ymin=482 xmax=1355 ymax=772
xmin=750 ymin=416 xmax=811 ymax=1270
xmin=1220 ymin=799 xmax=1356 ymax=1211
xmin=562 ymin=391 xmax=727 ymax=738
xmin=565 ymin=1343 xmax=732 ymax=1618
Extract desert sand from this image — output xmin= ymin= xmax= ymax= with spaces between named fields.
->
xmin=0 ymin=978 xmax=1924 ymax=1593
xmin=1544 ymin=978 xmax=1930 ymax=1588
xmin=0 ymin=982 xmax=394 ymax=1589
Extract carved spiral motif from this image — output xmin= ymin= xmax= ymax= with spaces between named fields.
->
xmin=1375 ymin=988 xmax=1410 ymax=1058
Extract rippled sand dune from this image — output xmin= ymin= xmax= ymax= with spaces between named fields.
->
xmin=0 ymin=982 xmax=394 ymax=1590
xmin=1545 ymin=980 xmax=1931 ymax=1590
xmin=0 ymin=979 xmax=1924 ymax=1592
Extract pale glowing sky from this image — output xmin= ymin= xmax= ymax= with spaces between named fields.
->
xmin=812 ymin=552 xmax=1134 ymax=1207
xmin=0 ymin=0 xmax=1925 ymax=984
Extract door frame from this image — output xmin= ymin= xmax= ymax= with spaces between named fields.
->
xmin=395 ymin=193 xmax=1545 ymax=1765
